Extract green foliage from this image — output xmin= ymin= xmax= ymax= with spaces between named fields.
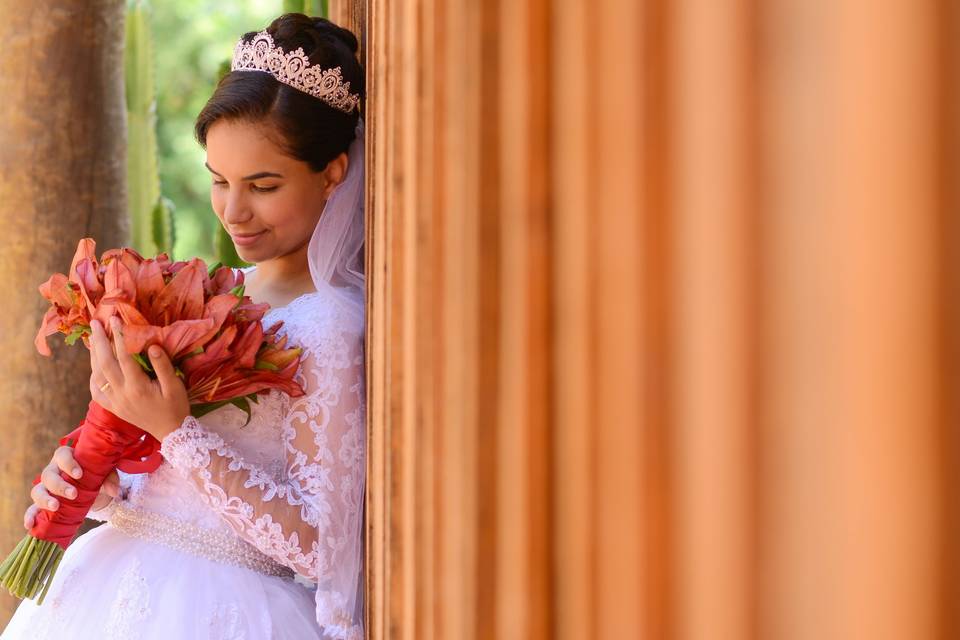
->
xmin=282 ymin=0 xmax=328 ymax=18
xmin=149 ymin=1 xmax=280 ymax=264
xmin=215 ymin=224 xmax=245 ymax=267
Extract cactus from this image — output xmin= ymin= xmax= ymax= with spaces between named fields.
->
xmin=125 ymin=0 xmax=174 ymax=256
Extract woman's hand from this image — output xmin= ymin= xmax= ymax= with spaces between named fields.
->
xmin=88 ymin=317 xmax=191 ymax=442
xmin=23 ymin=446 xmax=119 ymax=530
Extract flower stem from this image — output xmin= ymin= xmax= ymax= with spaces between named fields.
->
xmin=0 ymin=535 xmax=64 ymax=603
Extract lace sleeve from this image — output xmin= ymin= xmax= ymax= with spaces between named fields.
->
xmin=159 ymin=325 xmax=366 ymax=640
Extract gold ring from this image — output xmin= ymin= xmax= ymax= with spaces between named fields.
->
xmin=99 ymin=381 xmax=111 ymax=392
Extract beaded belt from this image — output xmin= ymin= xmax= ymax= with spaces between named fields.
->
xmin=108 ymin=506 xmax=294 ymax=579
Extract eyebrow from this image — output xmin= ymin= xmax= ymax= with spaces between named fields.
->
xmin=204 ymin=162 xmax=284 ymax=181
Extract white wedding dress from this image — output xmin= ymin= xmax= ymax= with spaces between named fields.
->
xmin=1 ymin=283 xmax=366 ymax=640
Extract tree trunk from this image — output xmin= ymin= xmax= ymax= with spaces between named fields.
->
xmin=0 ymin=0 xmax=127 ymax=627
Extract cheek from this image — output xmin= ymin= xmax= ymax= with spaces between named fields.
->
xmin=210 ymin=189 xmax=225 ymax=219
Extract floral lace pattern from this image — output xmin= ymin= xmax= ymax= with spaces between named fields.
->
xmin=33 ymin=567 xmax=82 ymax=640
xmin=159 ymin=291 xmax=366 ymax=638
xmin=104 ymin=557 xmax=152 ymax=639
xmin=201 ymin=601 xmax=272 ymax=639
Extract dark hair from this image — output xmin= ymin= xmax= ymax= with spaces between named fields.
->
xmin=194 ymin=13 xmax=363 ymax=172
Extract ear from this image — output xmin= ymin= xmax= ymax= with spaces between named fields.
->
xmin=321 ymin=152 xmax=349 ymax=199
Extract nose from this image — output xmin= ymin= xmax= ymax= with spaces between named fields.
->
xmin=222 ymin=189 xmax=253 ymax=227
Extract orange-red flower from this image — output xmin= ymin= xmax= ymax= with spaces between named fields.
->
xmin=3 ymin=238 xmax=308 ymax=605
xmin=35 ymin=238 xmax=305 ymax=415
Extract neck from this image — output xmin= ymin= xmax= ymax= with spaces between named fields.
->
xmin=248 ymin=242 xmax=315 ymax=295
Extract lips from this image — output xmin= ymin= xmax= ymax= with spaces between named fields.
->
xmin=230 ymin=230 xmax=267 ymax=247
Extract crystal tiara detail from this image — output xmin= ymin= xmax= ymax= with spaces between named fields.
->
xmin=231 ymin=30 xmax=360 ymax=114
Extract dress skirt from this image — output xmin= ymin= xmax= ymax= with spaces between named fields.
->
xmin=1 ymin=521 xmax=324 ymax=639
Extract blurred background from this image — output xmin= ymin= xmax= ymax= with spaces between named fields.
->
xmin=147 ymin=0 xmax=279 ymax=263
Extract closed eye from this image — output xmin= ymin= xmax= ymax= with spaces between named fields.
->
xmin=211 ymin=180 xmax=278 ymax=194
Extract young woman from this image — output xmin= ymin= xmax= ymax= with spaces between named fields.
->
xmin=2 ymin=13 xmax=366 ymax=640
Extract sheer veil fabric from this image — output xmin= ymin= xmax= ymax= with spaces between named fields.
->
xmin=305 ymin=117 xmax=367 ymax=635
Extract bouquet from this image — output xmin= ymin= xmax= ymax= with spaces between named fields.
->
xmin=0 ymin=238 xmax=305 ymax=603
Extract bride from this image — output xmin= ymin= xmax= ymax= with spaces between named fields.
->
xmin=2 ymin=13 xmax=366 ymax=640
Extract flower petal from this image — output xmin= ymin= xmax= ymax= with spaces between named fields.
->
xmin=33 ymin=307 xmax=61 ymax=356
xmin=153 ymin=260 xmax=206 ymax=322
xmin=160 ymin=318 xmax=217 ymax=359
xmin=68 ymin=238 xmax=97 ymax=285
xmin=122 ymin=324 xmax=162 ymax=355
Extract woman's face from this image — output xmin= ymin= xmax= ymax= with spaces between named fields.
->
xmin=204 ymin=119 xmax=344 ymax=264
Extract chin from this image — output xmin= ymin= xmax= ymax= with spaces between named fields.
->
xmin=234 ymin=246 xmax=267 ymax=264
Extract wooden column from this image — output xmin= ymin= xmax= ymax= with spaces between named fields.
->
xmin=365 ymin=0 xmax=959 ymax=638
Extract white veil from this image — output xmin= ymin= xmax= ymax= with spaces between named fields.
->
xmin=307 ymin=116 xmax=366 ymax=638
xmin=308 ymin=117 xmax=366 ymax=320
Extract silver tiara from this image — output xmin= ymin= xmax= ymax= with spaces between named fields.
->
xmin=231 ymin=30 xmax=360 ymax=114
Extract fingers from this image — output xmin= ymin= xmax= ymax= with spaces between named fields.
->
xmin=30 ymin=482 xmax=59 ymax=512
xmin=40 ymin=462 xmax=77 ymax=501
xmin=148 ymin=345 xmax=177 ymax=398
xmin=102 ymin=470 xmax=119 ymax=498
xmin=53 ymin=445 xmax=82 ymax=480
xmin=23 ymin=504 xmax=38 ymax=530
xmin=109 ymin=317 xmax=143 ymax=385
xmin=90 ymin=319 xmax=122 ymax=390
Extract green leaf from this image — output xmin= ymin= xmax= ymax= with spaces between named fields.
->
xmin=227 ymin=397 xmax=253 ymax=426
xmin=63 ymin=324 xmax=89 ymax=346
xmin=229 ymin=283 xmax=246 ymax=298
xmin=131 ymin=352 xmax=155 ymax=374
xmin=191 ymin=397 xmax=253 ymax=427
xmin=207 ymin=261 xmax=222 ymax=278
xmin=253 ymin=360 xmax=279 ymax=371
xmin=191 ymin=400 xmax=230 ymax=418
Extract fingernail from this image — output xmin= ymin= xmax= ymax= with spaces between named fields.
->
xmin=66 ymin=487 xmax=76 ymax=498
xmin=48 ymin=499 xmax=58 ymax=509
xmin=72 ymin=468 xmax=82 ymax=479
xmin=150 ymin=347 xmax=161 ymax=357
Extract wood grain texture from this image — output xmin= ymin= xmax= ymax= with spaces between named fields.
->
xmin=0 ymin=0 xmax=128 ymax=628
xmin=364 ymin=0 xmax=958 ymax=638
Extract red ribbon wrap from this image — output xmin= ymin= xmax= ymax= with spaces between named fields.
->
xmin=30 ymin=401 xmax=162 ymax=549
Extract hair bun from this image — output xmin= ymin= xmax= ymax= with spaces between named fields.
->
xmin=312 ymin=17 xmax=359 ymax=54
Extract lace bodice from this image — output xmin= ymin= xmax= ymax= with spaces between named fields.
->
xmin=89 ymin=287 xmax=366 ymax=640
